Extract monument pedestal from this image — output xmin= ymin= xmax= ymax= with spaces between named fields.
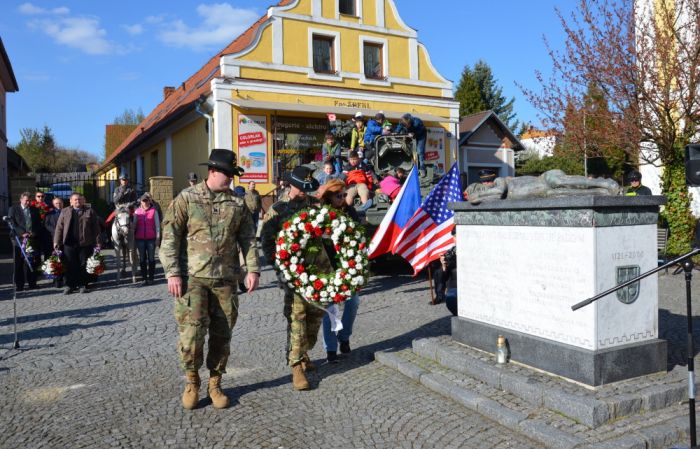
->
xmin=451 ymin=196 xmax=667 ymax=386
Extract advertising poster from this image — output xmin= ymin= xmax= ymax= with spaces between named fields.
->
xmin=237 ymin=114 xmax=269 ymax=182
xmin=425 ymin=127 xmax=446 ymax=175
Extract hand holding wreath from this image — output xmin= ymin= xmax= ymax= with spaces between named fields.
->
xmin=274 ymin=206 xmax=369 ymax=305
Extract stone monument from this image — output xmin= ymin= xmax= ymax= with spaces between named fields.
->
xmin=450 ymin=195 xmax=667 ymax=386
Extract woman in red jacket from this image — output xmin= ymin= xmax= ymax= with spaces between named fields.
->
xmin=134 ymin=193 xmax=160 ymax=285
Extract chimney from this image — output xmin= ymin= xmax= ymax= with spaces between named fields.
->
xmin=163 ymin=86 xmax=175 ymax=99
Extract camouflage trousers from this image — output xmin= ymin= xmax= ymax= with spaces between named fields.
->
xmin=283 ymin=291 xmax=326 ymax=366
xmin=174 ymin=277 xmax=239 ymax=373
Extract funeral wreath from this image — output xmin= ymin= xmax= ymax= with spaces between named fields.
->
xmin=274 ymin=207 xmax=369 ymax=305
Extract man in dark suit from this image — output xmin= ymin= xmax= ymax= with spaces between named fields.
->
xmin=8 ymin=192 xmax=42 ymax=291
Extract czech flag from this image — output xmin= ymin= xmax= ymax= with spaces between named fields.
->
xmin=393 ymin=162 xmax=463 ymax=274
xmin=367 ymin=167 xmax=421 ymax=259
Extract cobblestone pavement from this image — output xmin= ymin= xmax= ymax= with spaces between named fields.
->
xmin=0 ymin=254 xmax=540 ymax=449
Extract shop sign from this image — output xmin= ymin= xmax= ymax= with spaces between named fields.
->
xmin=238 ymin=114 xmax=269 ymax=182
xmin=333 ymin=100 xmax=372 ymax=109
xmin=425 ymin=127 xmax=447 ymax=176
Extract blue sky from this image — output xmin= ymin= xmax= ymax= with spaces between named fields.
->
xmin=1 ymin=1 xmax=571 ymax=160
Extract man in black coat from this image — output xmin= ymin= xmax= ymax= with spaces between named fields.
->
xmin=44 ymin=197 xmax=64 ymax=287
xmin=8 ymin=192 xmax=42 ymax=291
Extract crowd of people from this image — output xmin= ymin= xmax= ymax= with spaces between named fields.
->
xmin=311 ymin=111 xmax=428 ymax=212
xmin=6 ymin=173 xmax=169 ymax=294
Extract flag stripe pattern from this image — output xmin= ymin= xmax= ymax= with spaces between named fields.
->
xmin=367 ymin=167 xmax=421 ymax=259
xmin=393 ymin=162 xmax=463 ymax=274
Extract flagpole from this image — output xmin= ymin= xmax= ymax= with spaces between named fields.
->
xmin=427 ymin=264 xmax=436 ymax=305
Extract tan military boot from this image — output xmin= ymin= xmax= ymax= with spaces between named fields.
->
xmin=301 ymin=354 xmax=316 ymax=372
xmin=291 ymin=363 xmax=310 ymax=390
xmin=208 ymin=372 xmax=230 ymax=409
xmin=182 ymin=371 xmax=200 ymax=410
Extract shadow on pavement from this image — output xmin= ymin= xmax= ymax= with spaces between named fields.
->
xmin=0 ymin=319 xmax=125 ymax=345
xmin=223 ymin=316 xmax=452 ymax=395
xmin=660 ymin=308 xmax=700 ymax=371
xmin=0 ymin=298 xmax=160 ymax=326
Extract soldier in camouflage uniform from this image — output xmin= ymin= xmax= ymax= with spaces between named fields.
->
xmin=261 ymin=165 xmax=331 ymax=391
xmin=159 ymin=149 xmax=259 ymax=410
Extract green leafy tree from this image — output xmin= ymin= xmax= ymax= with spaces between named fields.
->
xmin=15 ymin=125 xmax=98 ymax=173
xmin=455 ymin=60 xmax=518 ymax=129
xmin=112 ymin=108 xmax=145 ymax=125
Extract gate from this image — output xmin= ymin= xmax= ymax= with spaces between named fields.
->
xmin=35 ymin=172 xmax=146 ymax=219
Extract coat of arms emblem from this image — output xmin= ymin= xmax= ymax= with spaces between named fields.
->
xmin=616 ymin=265 xmax=640 ymax=304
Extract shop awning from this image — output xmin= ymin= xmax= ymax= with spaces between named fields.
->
xmin=219 ymin=98 xmax=458 ymax=124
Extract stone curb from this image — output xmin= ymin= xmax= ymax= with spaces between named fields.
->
xmin=413 ymin=337 xmax=687 ymax=428
xmin=375 ymin=347 xmax=689 ymax=449
xmin=375 ymin=349 xmax=582 ymax=449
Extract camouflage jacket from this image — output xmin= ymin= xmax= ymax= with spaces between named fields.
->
xmin=159 ymin=180 xmax=259 ymax=281
xmin=244 ymin=190 xmax=262 ymax=215
xmin=113 ymin=185 xmax=137 ymax=206
xmin=260 ymin=195 xmax=332 ymax=274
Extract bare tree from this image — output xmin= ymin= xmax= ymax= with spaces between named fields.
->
xmin=521 ymin=0 xmax=700 ymax=253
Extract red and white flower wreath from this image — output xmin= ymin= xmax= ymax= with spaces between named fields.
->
xmin=275 ymin=207 xmax=369 ymax=305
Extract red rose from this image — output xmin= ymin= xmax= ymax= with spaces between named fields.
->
xmin=348 ymin=260 xmax=356 ymax=268
xmin=341 ymin=284 xmax=349 ymax=291
xmin=300 ymin=212 xmax=308 ymax=220
xmin=313 ymin=279 xmax=324 ymax=290
xmin=359 ymin=243 xmax=366 ymax=250
xmin=335 ymin=244 xmax=341 ymax=252
xmin=329 ymin=211 xmax=337 ymax=219
xmin=278 ymin=250 xmax=290 ymax=260
xmin=290 ymin=243 xmax=300 ymax=252
xmin=304 ymin=222 xmax=314 ymax=232
xmin=277 ymin=238 xmax=285 ymax=245
xmin=283 ymin=222 xmax=291 ymax=229
xmin=294 ymin=279 xmax=302 ymax=287
xmin=312 ymin=293 xmax=320 ymax=301
xmin=296 ymin=264 xmax=305 ymax=274
xmin=325 ymin=227 xmax=332 ymax=235
xmin=313 ymin=227 xmax=323 ymax=237
xmin=339 ymin=271 xmax=346 ymax=278
xmin=284 ymin=261 xmax=291 ymax=267
xmin=293 ymin=232 xmax=299 ymax=238
xmin=334 ymin=293 xmax=344 ymax=303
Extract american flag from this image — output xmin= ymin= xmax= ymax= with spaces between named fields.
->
xmin=393 ymin=162 xmax=463 ymax=274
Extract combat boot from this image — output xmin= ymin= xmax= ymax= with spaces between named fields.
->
xmin=182 ymin=371 xmax=200 ymax=410
xmin=301 ymin=354 xmax=316 ymax=372
xmin=291 ymin=363 xmax=309 ymax=390
xmin=207 ymin=371 xmax=230 ymax=409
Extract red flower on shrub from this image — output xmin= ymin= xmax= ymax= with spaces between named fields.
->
xmin=348 ymin=260 xmax=356 ymax=268
xmin=300 ymin=212 xmax=308 ymax=220
xmin=313 ymin=279 xmax=324 ymax=290
xmin=290 ymin=243 xmax=300 ymax=252
xmin=283 ymin=221 xmax=291 ymax=229
xmin=329 ymin=211 xmax=337 ymax=219
xmin=296 ymin=264 xmax=305 ymax=274
xmin=278 ymin=250 xmax=290 ymax=260
xmin=313 ymin=227 xmax=323 ymax=237
xmin=304 ymin=222 xmax=314 ymax=232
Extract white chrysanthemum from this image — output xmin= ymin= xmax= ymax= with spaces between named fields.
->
xmin=341 ymin=261 xmax=349 ymax=269
xmin=331 ymin=219 xmax=340 ymax=228
xmin=320 ymin=207 xmax=329 ymax=215
xmin=305 ymin=287 xmax=314 ymax=297
xmin=309 ymin=275 xmax=318 ymax=282
xmin=297 ymin=223 xmax=306 ymax=232
xmin=339 ymin=223 xmax=347 ymax=232
xmin=293 ymin=217 xmax=301 ymax=224
xmin=355 ymin=232 xmax=362 ymax=239
xmin=355 ymin=263 xmax=362 ymax=271
xmin=357 ymin=277 xmax=365 ymax=286
xmin=347 ymin=249 xmax=354 ymax=257
xmin=284 ymin=273 xmax=292 ymax=281
xmin=290 ymin=256 xmax=298 ymax=264
xmin=289 ymin=264 xmax=297 ymax=273
xmin=333 ymin=278 xmax=342 ymax=286
xmin=349 ymin=240 xmax=357 ymax=247
xmin=300 ymin=273 xmax=308 ymax=283
xmin=320 ymin=290 xmax=329 ymax=298
xmin=309 ymin=209 xmax=317 ymax=216
xmin=355 ymin=255 xmax=363 ymax=262
xmin=349 ymin=268 xmax=357 ymax=276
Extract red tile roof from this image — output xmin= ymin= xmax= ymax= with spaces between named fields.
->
xmin=102 ymin=0 xmax=294 ymax=169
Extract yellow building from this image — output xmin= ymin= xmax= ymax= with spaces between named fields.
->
xmin=99 ymin=0 xmax=460 ymax=197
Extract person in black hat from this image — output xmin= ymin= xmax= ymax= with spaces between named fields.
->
xmin=624 ymin=170 xmax=652 ymax=196
xmin=261 ymin=165 xmax=332 ymax=391
xmin=113 ymin=172 xmax=137 ymax=209
xmin=159 ymin=148 xmax=259 ymax=410
xmin=464 ymin=168 xmax=503 ymax=202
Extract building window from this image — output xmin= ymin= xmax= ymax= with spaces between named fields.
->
xmin=339 ymin=0 xmax=356 ymax=15
xmin=363 ymin=42 xmax=383 ymax=79
xmin=151 ymin=151 xmax=159 ymax=176
xmin=312 ymin=35 xmax=335 ymax=73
